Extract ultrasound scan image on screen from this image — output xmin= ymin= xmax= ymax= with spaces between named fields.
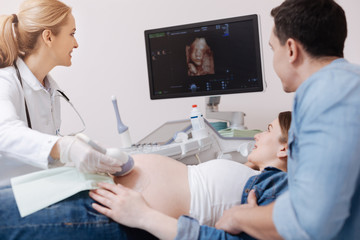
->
xmin=145 ymin=14 xmax=264 ymax=100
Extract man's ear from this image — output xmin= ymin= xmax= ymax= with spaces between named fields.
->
xmin=277 ymin=145 xmax=288 ymax=159
xmin=286 ymin=38 xmax=299 ymax=64
xmin=41 ymin=29 xmax=53 ymax=47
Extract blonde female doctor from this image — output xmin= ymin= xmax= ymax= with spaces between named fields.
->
xmin=0 ymin=0 xmax=123 ymax=174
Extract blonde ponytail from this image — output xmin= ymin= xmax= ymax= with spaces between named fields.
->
xmin=0 ymin=0 xmax=71 ymax=68
xmin=0 ymin=15 xmax=19 ymax=68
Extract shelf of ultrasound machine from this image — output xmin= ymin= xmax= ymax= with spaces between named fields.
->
xmin=126 ymin=135 xmax=213 ymax=159
xmin=137 ymin=118 xmax=255 ymax=146
xmin=125 ymin=118 xmax=255 ymax=161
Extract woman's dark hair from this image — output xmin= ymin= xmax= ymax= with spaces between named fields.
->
xmin=271 ymin=0 xmax=347 ymax=58
xmin=278 ymin=111 xmax=292 ymax=144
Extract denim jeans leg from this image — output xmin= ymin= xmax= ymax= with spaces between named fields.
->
xmin=0 ymin=185 xmax=156 ymax=240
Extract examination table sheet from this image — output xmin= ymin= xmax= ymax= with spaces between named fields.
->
xmin=10 ymin=167 xmax=114 ymax=217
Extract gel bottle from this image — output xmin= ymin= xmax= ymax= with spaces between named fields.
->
xmin=190 ymin=105 xmax=208 ymax=139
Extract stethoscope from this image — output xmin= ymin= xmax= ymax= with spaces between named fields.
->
xmin=13 ymin=61 xmax=86 ymax=136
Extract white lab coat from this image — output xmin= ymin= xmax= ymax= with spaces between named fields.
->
xmin=0 ymin=58 xmax=61 ymax=169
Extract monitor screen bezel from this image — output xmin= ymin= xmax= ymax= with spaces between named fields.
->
xmin=144 ymin=14 xmax=264 ymax=100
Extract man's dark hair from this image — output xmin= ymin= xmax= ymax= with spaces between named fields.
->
xmin=271 ymin=0 xmax=347 ymax=58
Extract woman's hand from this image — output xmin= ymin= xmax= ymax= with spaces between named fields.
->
xmin=89 ymin=182 xmax=178 ymax=240
xmin=89 ymin=182 xmax=151 ymax=229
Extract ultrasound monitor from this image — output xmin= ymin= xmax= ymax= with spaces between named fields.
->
xmin=144 ymin=14 xmax=264 ymax=100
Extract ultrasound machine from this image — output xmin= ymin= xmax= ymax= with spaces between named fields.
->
xmin=119 ymin=14 xmax=265 ymax=165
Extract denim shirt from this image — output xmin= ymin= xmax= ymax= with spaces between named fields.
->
xmin=273 ymin=59 xmax=360 ymax=240
xmin=175 ymin=167 xmax=288 ymax=240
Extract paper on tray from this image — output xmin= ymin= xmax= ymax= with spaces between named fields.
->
xmin=11 ymin=167 xmax=114 ymax=217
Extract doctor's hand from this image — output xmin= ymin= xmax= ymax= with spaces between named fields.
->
xmin=58 ymin=136 xmax=123 ymax=174
xmin=215 ymin=189 xmax=258 ymax=234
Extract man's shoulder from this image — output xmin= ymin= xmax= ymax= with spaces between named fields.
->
xmin=325 ymin=59 xmax=360 ymax=77
xmin=293 ymin=59 xmax=360 ymax=125
xmin=313 ymin=59 xmax=360 ymax=81
xmin=297 ymin=59 xmax=360 ymax=98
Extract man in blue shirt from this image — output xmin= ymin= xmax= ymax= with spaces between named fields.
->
xmin=215 ymin=0 xmax=360 ymax=239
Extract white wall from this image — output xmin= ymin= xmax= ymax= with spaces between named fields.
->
xmin=2 ymin=0 xmax=360 ymax=147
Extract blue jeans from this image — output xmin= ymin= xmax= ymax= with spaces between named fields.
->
xmin=0 ymin=185 xmax=157 ymax=240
